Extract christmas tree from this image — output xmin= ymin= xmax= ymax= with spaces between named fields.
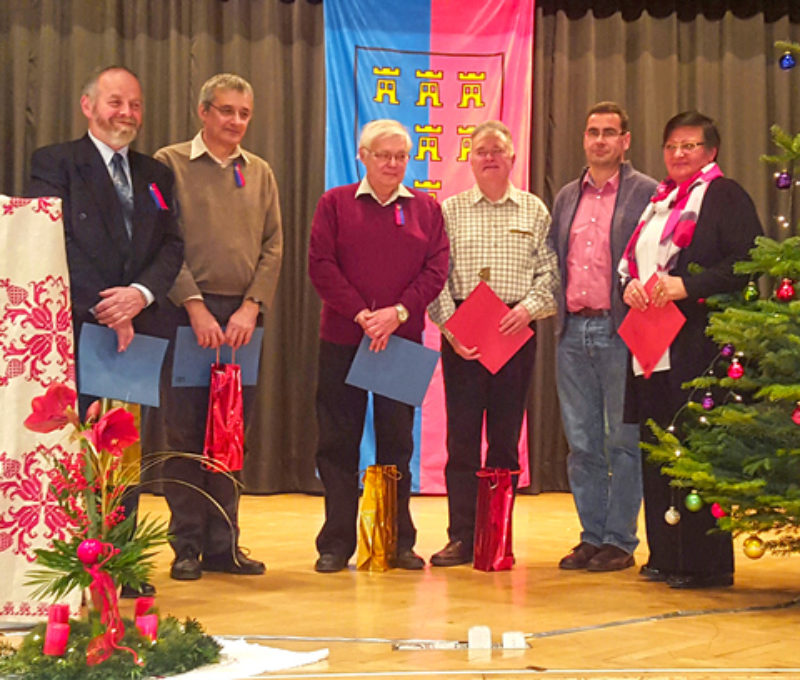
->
xmin=644 ymin=40 xmax=800 ymax=560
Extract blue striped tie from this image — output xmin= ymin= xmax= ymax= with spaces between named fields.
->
xmin=111 ymin=152 xmax=133 ymax=239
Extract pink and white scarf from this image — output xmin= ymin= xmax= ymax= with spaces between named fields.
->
xmin=622 ymin=163 xmax=723 ymax=279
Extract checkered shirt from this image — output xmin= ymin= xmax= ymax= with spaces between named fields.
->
xmin=428 ymin=184 xmax=559 ymax=325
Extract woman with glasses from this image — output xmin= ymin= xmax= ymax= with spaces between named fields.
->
xmin=619 ymin=111 xmax=762 ymax=589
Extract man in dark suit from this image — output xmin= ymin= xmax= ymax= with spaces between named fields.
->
xmin=27 ymin=65 xmax=183 ymax=597
xmin=28 ymin=65 xmax=182 ymax=350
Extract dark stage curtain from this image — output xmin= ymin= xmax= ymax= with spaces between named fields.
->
xmin=1 ymin=0 xmax=799 ymax=495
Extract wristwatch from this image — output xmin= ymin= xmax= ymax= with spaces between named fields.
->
xmin=394 ymin=303 xmax=409 ymax=324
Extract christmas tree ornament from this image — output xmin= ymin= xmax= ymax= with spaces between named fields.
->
xmin=684 ymin=491 xmax=703 ymax=512
xmin=743 ymin=280 xmax=759 ymax=301
xmin=702 ymin=392 xmax=714 ymax=410
xmin=721 ymin=343 xmax=734 ymax=358
xmin=664 ymin=506 xmax=681 ymax=525
xmin=792 ymin=402 xmax=800 ymax=425
xmin=727 ymin=357 xmax=744 ymax=379
xmin=779 ymin=51 xmax=797 ymax=70
xmin=77 ymin=539 xmax=103 ymax=565
xmin=776 ymin=277 xmax=795 ymax=301
xmin=775 ymin=171 xmax=793 ymax=189
xmin=710 ymin=502 xmax=727 ymax=518
xmin=743 ymin=535 xmax=766 ymax=559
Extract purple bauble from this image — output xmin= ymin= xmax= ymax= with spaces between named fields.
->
xmin=721 ymin=343 xmax=734 ymax=358
xmin=77 ymin=539 xmax=103 ymax=565
xmin=702 ymin=392 xmax=714 ymax=410
xmin=776 ymin=171 xmax=792 ymax=190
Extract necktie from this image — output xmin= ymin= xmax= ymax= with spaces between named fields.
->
xmin=111 ymin=152 xmax=133 ymax=239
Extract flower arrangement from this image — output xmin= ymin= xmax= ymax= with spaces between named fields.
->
xmin=0 ymin=382 xmax=221 ymax=678
xmin=21 ymin=382 xmax=167 ymax=599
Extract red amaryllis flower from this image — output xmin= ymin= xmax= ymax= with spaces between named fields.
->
xmin=86 ymin=407 xmax=138 ymax=454
xmin=85 ymin=400 xmax=102 ymax=423
xmin=24 ymin=383 xmax=78 ymax=433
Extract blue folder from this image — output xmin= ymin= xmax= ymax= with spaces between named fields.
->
xmin=345 ymin=335 xmax=440 ymax=407
xmin=171 ymin=326 xmax=264 ymax=387
xmin=78 ymin=323 xmax=168 ymax=407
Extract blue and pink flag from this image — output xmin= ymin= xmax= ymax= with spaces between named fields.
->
xmin=323 ymin=0 xmax=535 ymax=492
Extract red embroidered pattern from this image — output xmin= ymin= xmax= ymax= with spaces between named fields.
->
xmin=0 ymin=445 xmax=76 ymax=562
xmin=0 ymin=275 xmax=74 ymax=388
xmin=0 ymin=599 xmax=55 ymax=617
xmin=2 ymin=197 xmax=62 ymax=222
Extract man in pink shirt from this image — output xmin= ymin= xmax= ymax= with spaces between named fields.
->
xmin=550 ymin=102 xmax=656 ymax=572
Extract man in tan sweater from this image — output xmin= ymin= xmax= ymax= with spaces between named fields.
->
xmin=148 ymin=73 xmax=282 ymax=581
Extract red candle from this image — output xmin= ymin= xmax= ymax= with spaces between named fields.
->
xmin=134 ymin=596 xmax=155 ymax=618
xmin=48 ymin=603 xmax=70 ymax=624
xmin=43 ymin=622 xmax=70 ymax=656
xmin=135 ymin=614 xmax=158 ymax=641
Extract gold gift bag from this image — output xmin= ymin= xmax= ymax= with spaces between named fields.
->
xmin=356 ymin=464 xmax=399 ymax=572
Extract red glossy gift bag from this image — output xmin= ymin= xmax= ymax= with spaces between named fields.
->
xmin=473 ymin=468 xmax=519 ymax=572
xmin=203 ymin=351 xmax=244 ymax=472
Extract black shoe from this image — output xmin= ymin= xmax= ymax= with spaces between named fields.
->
xmin=430 ymin=540 xmax=473 ymax=567
xmin=314 ymin=553 xmax=349 ymax=573
xmin=639 ymin=564 xmax=670 ymax=582
xmin=395 ymin=549 xmax=425 ymax=570
xmin=120 ymin=582 xmax=156 ymax=598
xmin=171 ymin=556 xmax=202 ymax=581
xmin=667 ymin=572 xmax=734 ymax=589
xmin=201 ymin=548 xmax=265 ymax=575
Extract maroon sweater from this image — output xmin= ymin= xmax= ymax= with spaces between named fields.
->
xmin=309 ymin=183 xmax=449 ymax=345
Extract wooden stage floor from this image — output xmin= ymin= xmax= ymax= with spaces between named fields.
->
xmin=130 ymin=492 xmax=800 ymax=678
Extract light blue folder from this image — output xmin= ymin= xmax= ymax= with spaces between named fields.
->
xmin=171 ymin=326 xmax=264 ymax=387
xmin=345 ymin=335 xmax=440 ymax=407
xmin=78 ymin=323 xmax=168 ymax=407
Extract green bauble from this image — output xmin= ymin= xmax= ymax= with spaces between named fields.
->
xmin=743 ymin=280 xmax=759 ymax=301
xmin=684 ymin=491 xmax=703 ymax=512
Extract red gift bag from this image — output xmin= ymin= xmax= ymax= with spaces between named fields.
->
xmin=203 ymin=350 xmax=244 ymax=472
xmin=472 ymin=468 xmax=519 ymax=572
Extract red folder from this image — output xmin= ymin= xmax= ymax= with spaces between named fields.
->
xmin=444 ymin=281 xmax=534 ymax=375
xmin=617 ymin=274 xmax=686 ymax=378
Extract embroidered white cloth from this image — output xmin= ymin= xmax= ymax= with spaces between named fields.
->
xmin=0 ymin=196 xmax=81 ymax=623
xmin=166 ymin=639 xmax=329 ymax=678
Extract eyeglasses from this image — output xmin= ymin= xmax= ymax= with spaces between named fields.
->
xmin=585 ymin=128 xmax=625 ymax=139
xmin=664 ymin=141 xmax=705 ymax=154
xmin=368 ymin=150 xmax=410 ymax=164
xmin=208 ymin=102 xmax=252 ymax=122
xmin=472 ymin=148 xmax=509 ymax=159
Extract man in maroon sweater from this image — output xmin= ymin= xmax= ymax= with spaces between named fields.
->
xmin=308 ymin=119 xmax=449 ymax=573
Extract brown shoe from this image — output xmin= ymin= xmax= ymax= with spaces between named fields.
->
xmin=586 ymin=544 xmax=635 ymax=572
xmin=430 ymin=540 xmax=472 ymax=567
xmin=558 ymin=542 xmax=601 ymax=570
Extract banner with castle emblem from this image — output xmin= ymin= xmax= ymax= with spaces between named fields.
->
xmin=0 ymin=196 xmax=82 ymax=622
xmin=323 ymin=0 xmax=535 ymax=492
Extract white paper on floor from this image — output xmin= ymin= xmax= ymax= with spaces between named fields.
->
xmin=165 ymin=638 xmax=329 ymax=679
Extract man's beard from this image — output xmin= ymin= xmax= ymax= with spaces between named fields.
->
xmin=99 ymin=117 xmax=139 ymax=147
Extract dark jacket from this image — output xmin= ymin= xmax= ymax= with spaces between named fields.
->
xmin=27 ymin=134 xmax=183 ymax=335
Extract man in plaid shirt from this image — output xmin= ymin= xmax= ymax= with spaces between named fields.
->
xmin=427 ymin=120 xmax=558 ymax=567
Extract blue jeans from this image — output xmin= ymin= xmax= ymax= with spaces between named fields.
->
xmin=556 ymin=315 xmax=642 ymax=554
